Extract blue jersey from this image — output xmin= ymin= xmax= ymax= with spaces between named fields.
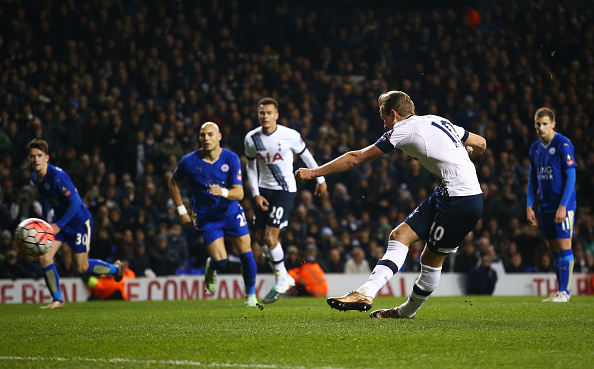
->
xmin=31 ymin=163 xmax=91 ymax=234
xmin=173 ymin=148 xmax=243 ymax=221
xmin=529 ymin=133 xmax=577 ymax=213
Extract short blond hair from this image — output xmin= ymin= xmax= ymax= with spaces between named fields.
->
xmin=378 ymin=91 xmax=415 ymax=116
xmin=534 ymin=107 xmax=555 ymax=122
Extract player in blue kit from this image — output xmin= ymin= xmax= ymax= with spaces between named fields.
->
xmin=169 ymin=122 xmax=258 ymax=307
xmin=527 ymin=107 xmax=577 ymax=303
xmin=26 ymin=139 xmax=124 ymax=310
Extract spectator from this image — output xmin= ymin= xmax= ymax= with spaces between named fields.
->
xmin=506 ymin=253 xmax=526 ymax=274
xmin=344 ymin=247 xmax=371 ymax=274
xmin=148 ymin=234 xmax=179 ymax=276
xmin=127 ymin=241 xmax=154 ymax=278
xmin=466 ymin=253 xmax=498 ymax=295
xmin=325 ymin=247 xmax=345 ymax=273
xmin=454 ymin=236 xmax=479 ymax=273
xmin=285 ymin=245 xmax=302 ymax=270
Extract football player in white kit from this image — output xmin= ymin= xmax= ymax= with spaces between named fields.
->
xmin=245 ymin=97 xmax=327 ymax=303
xmin=296 ymin=91 xmax=486 ymax=318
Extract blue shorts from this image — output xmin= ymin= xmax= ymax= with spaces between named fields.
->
xmin=405 ymin=193 xmax=483 ymax=255
xmin=195 ymin=206 xmax=249 ymax=246
xmin=539 ymin=209 xmax=575 ymax=240
xmin=253 ymin=188 xmax=296 ymax=230
xmin=55 ymin=217 xmax=93 ymax=254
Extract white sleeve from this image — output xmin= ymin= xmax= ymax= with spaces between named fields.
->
xmin=389 ymin=124 xmax=413 ymax=148
xmin=246 ymin=158 xmax=260 ymax=197
xmin=299 ymin=148 xmax=325 ymax=184
xmin=244 ymin=134 xmax=256 ymax=159
xmin=452 ymin=123 xmax=466 ymax=139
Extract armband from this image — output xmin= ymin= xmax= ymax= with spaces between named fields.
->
xmin=177 ymin=205 xmax=188 ymax=216
xmin=221 ymin=188 xmax=229 ymax=198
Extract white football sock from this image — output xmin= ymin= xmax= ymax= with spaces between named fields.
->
xmin=357 ymin=240 xmax=409 ymax=297
xmin=270 ymin=243 xmax=287 ymax=286
xmin=398 ymin=263 xmax=442 ymax=318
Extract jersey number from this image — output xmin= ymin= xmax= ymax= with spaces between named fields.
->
xmin=269 ymin=206 xmax=284 ymax=225
xmin=429 ymin=221 xmax=445 ymax=245
xmin=432 ymin=120 xmax=462 ymax=148
xmin=237 ymin=212 xmax=247 ymax=227
xmin=76 ymin=233 xmax=88 ymax=246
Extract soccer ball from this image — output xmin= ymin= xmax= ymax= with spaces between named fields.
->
xmin=14 ymin=218 xmax=55 ymax=256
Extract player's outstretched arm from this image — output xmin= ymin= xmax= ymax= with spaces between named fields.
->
xmin=295 ymin=144 xmax=383 ymax=182
xmin=463 ymin=132 xmax=487 ymax=157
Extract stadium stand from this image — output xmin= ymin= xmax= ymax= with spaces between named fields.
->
xmin=1 ymin=0 xmax=593 ymax=278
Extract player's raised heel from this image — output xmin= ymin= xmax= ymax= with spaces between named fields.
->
xmin=204 ymin=257 xmax=217 ymax=293
xmin=327 ymin=291 xmax=373 ymax=312
xmin=40 ymin=300 xmax=65 ymax=310
xmin=370 ymin=307 xmax=413 ymax=319
xmin=114 ymin=260 xmax=125 ymax=282
xmin=262 ymin=274 xmax=295 ymax=304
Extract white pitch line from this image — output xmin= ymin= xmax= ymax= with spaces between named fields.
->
xmin=0 ymin=356 xmax=344 ymax=369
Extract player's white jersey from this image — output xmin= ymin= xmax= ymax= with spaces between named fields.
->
xmin=244 ymin=125 xmax=306 ymax=192
xmin=376 ymin=114 xmax=482 ymax=197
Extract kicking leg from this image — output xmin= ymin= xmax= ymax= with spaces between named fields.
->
xmin=329 ymin=223 xmax=417 ymax=312
xmin=372 ymin=247 xmax=445 ymax=319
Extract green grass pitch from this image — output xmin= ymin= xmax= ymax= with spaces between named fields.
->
xmin=1 ymin=296 xmax=593 ymax=369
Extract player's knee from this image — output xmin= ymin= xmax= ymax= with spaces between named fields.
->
xmin=39 ymin=253 xmax=52 ymax=266
xmin=389 ymin=227 xmax=405 ymax=242
xmin=263 ymin=231 xmax=278 ymax=247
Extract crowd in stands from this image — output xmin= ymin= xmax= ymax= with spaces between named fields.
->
xmin=1 ymin=0 xmax=594 ymax=283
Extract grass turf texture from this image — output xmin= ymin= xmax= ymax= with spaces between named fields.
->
xmin=1 ymin=296 xmax=593 ymax=369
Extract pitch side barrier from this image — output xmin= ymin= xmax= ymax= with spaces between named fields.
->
xmin=1 ymin=273 xmax=592 ymax=304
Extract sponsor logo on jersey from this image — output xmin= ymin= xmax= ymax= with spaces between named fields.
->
xmin=221 ymin=164 xmax=229 ymax=172
xmin=257 ymin=152 xmax=284 ymax=162
xmin=537 ymin=166 xmax=554 ymax=180
xmin=566 ymin=154 xmax=574 ymax=166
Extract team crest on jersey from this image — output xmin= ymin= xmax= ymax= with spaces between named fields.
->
xmin=61 ymin=186 xmax=71 ymax=196
xmin=221 ymin=164 xmax=229 ymax=172
xmin=566 ymin=154 xmax=574 ymax=166
xmin=549 ymin=147 xmax=556 ymax=155
xmin=44 ymin=183 xmax=50 ymax=190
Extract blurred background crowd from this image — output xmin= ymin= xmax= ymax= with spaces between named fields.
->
xmin=1 ymin=0 xmax=593 ymax=283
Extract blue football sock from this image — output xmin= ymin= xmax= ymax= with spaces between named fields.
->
xmin=557 ymin=249 xmax=574 ymax=294
xmin=43 ymin=264 xmax=63 ymax=302
xmin=210 ymin=258 xmax=228 ymax=272
xmin=239 ymin=251 xmax=257 ymax=296
xmin=87 ymin=259 xmax=118 ymax=276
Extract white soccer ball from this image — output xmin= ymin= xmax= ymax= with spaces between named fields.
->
xmin=14 ymin=218 xmax=55 ymax=256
